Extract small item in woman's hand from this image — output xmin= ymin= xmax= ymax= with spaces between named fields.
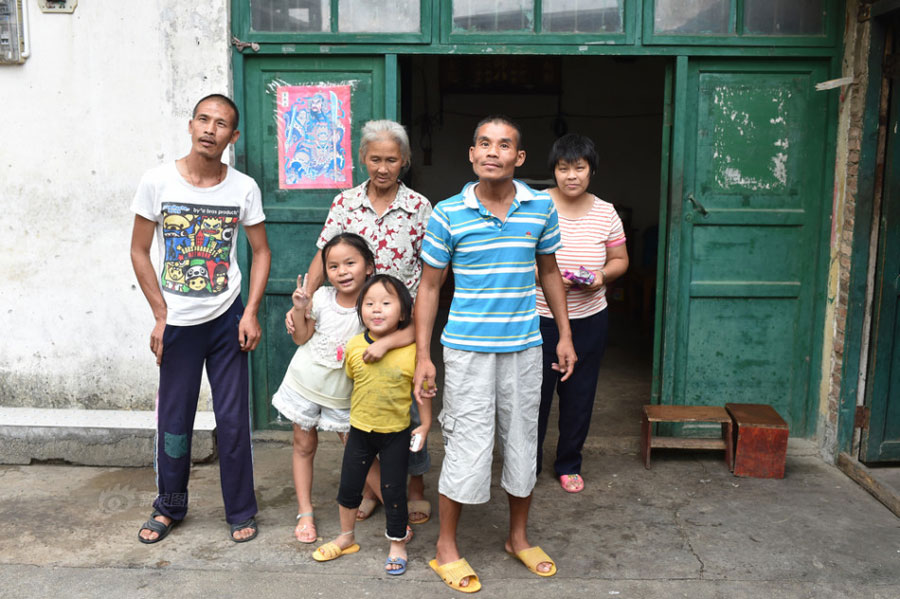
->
xmin=562 ymin=266 xmax=596 ymax=289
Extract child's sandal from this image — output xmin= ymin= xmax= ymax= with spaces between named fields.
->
xmin=295 ymin=511 xmax=316 ymax=544
xmin=385 ymin=556 xmax=407 ymax=576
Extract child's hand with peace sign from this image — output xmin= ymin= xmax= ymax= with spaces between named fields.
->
xmin=292 ymin=273 xmax=311 ymax=311
xmin=289 ymin=273 xmax=316 ymax=345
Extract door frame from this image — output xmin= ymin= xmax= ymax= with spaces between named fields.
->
xmin=655 ymin=55 xmax=836 ymax=437
xmin=837 ymin=6 xmax=898 ymax=456
xmin=861 ymin=49 xmax=900 ymax=460
xmin=841 ymin=5 xmax=900 ymax=461
xmin=230 ymin=5 xmax=842 ymax=434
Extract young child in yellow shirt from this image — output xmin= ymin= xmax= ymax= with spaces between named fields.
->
xmin=312 ymin=274 xmax=432 ymax=576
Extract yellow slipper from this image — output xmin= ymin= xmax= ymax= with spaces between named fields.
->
xmin=429 ymin=557 xmax=482 ymax=593
xmin=507 ymin=546 xmax=557 ymax=577
xmin=312 ymin=541 xmax=360 ymax=562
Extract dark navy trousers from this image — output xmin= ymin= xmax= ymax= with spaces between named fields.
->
xmin=537 ymin=309 xmax=609 ymax=477
xmin=153 ymin=298 xmax=257 ymax=524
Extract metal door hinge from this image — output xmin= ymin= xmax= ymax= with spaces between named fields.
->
xmin=859 ymin=4 xmax=871 ymax=22
xmin=855 ymin=406 xmax=870 ymax=429
xmin=231 ymin=36 xmax=260 ymax=53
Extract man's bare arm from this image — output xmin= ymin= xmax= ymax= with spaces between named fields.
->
xmin=412 ymin=264 xmax=444 ymax=404
xmin=536 ymin=253 xmax=577 ymax=381
xmin=130 ymin=215 xmax=167 ymax=365
xmin=239 ymin=223 xmax=272 ymax=352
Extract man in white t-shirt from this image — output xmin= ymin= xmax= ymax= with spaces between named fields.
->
xmin=130 ymin=94 xmax=271 ymax=544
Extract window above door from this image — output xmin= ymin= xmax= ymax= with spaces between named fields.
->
xmin=238 ymin=0 xmax=636 ymax=45
xmin=644 ymin=0 xmax=836 ymax=47
xmin=441 ymin=0 xmax=635 ymax=44
xmin=238 ymin=0 xmax=433 ymax=43
xmin=233 ymin=0 xmax=839 ymax=50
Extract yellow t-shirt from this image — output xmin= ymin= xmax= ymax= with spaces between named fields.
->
xmin=344 ymin=332 xmax=416 ymax=433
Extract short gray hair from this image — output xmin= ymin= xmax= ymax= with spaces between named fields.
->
xmin=359 ymin=120 xmax=411 ymax=169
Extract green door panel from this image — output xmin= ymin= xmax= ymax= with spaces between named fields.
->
xmin=862 ymin=200 xmax=900 ymax=461
xmin=664 ymin=59 xmax=829 ymax=436
xmin=862 ymin=49 xmax=900 ymax=461
xmin=242 ymin=55 xmax=386 ymax=428
xmin=684 ymin=298 xmax=800 ymax=404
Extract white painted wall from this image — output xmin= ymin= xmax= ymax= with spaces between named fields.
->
xmin=0 ymin=1 xmax=230 ymax=409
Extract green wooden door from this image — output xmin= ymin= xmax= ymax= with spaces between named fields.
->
xmin=661 ymin=59 xmax=829 ymax=436
xmin=241 ymin=55 xmax=386 ymax=428
xmin=861 ymin=50 xmax=900 ymax=461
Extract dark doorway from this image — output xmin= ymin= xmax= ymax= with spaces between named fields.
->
xmin=400 ymin=54 xmax=666 ymax=439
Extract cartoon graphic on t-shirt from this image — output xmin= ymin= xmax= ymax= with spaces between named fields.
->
xmin=161 ymin=202 xmax=238 ymax=297
xmin=163 ymin=258 xmax=190 ymax=293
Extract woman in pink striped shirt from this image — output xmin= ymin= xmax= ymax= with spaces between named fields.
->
xmin=535 ymin=134 xmax=629 ymax=493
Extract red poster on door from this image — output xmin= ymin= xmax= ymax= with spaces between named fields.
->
xmin=276 ymin=84 xmax=352 ymax=190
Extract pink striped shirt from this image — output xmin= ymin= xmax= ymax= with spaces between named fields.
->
xmin=536 ymin=196 xmax=626 ymax=319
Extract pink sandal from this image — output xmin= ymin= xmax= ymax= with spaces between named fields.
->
xmin=559 ymin=474 xmax=584 ymax=493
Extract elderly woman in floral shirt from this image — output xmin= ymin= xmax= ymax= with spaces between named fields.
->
xmin=285 ymin=119 xmax=433 ymax=543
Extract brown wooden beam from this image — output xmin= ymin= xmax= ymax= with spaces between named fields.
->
xmin=871 ymin=0 xmax=900 ymax=19
xmin=837 ymin=452 xmax=900 ymax=518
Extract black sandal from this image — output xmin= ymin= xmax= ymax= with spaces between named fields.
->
xmin=230 ymin=517 xmax=258 ymax=543
xmin=138 ymin=510 xmax=178 ymax=544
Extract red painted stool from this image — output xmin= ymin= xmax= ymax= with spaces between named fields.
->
xmin=725 ymin=403 xmax=789 ymax=479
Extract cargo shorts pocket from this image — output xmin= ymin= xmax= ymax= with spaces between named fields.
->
xmin=439 ymin=413 xmax=456 ymax=447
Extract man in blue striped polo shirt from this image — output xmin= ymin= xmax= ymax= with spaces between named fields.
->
xmin=414 ymin=116 xmax=576 ymax=591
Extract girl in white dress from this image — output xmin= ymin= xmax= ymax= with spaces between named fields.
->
xmin=272 ymin=233 xmax=375 ymax=543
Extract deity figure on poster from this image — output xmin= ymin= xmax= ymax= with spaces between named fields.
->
xmin=276 ymin=85 xmax=353 ymax=189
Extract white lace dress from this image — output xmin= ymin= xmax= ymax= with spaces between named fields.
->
xmin=272 ymin=287 xmax=363 ymax=415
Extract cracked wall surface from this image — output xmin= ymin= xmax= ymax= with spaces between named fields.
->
xmin=0 ymin=1 xmax=230 ymax=410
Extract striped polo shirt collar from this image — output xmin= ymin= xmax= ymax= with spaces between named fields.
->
xmin=461 ymin=179 xmax=538 ymax=213
xmin=421 ymin=179 xmax=561 ymax=353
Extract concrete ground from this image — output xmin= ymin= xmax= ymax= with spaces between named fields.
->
xmin=3 ymin=333 xmax=898 ymax=598
xmin=2 ymin=432 xmax=900 ymax=599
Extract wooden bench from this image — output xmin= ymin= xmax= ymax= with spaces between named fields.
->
xmin=641 ymin=405 xmax=734 ymax=470
xmin=725 ymin=403 xmax=789 ymax=478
